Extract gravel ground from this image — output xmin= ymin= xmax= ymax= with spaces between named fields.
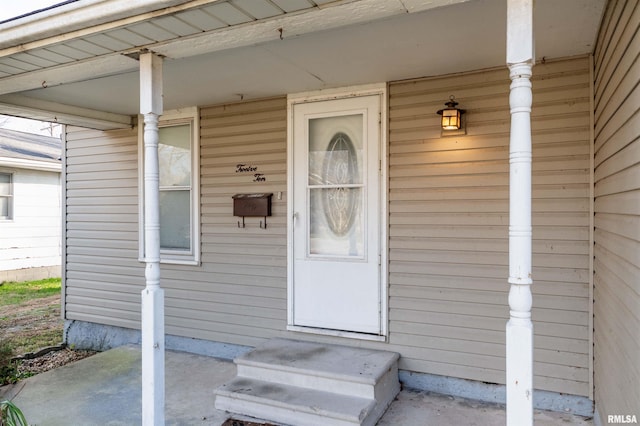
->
xmin=17 ymin=348 xmax=97 ymax=376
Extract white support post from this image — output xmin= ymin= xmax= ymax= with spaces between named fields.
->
xmin=140 ymin=51 xmax=164 ymax=426
xmin=506 ymin=1 xmax=534 ymax=425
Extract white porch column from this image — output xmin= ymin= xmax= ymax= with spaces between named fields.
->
xmin=506 ymin=1 xmax=534 ymax=425
xmin=140 ymin=51 xmax=164 ymax=426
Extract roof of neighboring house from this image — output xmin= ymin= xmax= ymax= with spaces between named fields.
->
xmin=0 ymin=128 xmax=61 ymax=171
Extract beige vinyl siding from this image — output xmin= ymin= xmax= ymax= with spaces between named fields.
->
xmin=64 ymin=126 xmax=143 ymax=329
xmin=387 ymin=56 xmax=592 ymax=396
xmin=593 ymin=0 xmax=640 ymax=421
xmin=64 ymin=98 xmax=289 ymax=346
xmin=174 ymin=97 xmax=288 ymax=346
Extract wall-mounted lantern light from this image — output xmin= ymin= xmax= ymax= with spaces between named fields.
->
xmin=437 ymin=95 xmax=465 ymax=130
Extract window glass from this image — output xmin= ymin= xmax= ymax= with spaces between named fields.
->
xmin=0 ymin=173 xmax=11 ymax=219
xmin=159 ymin=124 xmax=191 ymax=187
xmin=0 ymin=173 xmax=10 ymax=194
xmin=159 ymin=190 xmax=191 ymax=250
xmin=308 ymin=115 xmax=363 ymax=185
xmin=307 ymin=115 xmax=364 ymax=257
xmin=0 ymin=198 xmax=8 ymax=218
xmin=158 ymin=123 xmax=192 ymax=252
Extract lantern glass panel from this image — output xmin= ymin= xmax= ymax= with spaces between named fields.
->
xmin=441 ymin=109 xmax=461 ymax=130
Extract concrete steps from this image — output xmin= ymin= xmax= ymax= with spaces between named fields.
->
xmin=214 ymin=338 xmax=400 ymax=426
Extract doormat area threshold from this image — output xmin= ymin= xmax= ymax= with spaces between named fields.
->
xmin=221 ymin=419 xmax=277 ymax=426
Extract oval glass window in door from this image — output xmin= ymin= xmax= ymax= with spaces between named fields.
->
xmin=307 ymin=114 xmax=364 ymax=257
xmin=322 ymin=132 xmax=359 ymax=237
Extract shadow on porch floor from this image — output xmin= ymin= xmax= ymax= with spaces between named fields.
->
xmin=0 ymin=345 xmax=592 ymax=425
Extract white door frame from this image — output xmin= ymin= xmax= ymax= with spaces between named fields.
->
xmin=286 ymin=83 xmax=388 ymax=341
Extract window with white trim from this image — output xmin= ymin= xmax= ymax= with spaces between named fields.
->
xmin=159 ymin=123 xmax=192 ymax=251
xmin=139 ymin=108 xmax=200 ymax=265
xmin=0 ymin=172 xmax=12 ymax=220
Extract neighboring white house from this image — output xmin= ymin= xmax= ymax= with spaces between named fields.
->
xmin=0 ymin=1 xmax=638 ymax=425
xmin=0 ymin=128 xmax=61 ymax=282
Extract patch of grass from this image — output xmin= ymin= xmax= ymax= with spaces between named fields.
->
xmin=0 ymin=278 xmax=63 ymax=384
xmin=0 ymin=340 xmax=12 ymax=371
xmin=9 ymin=328 xmax=63 ymax=356
xmin=0 ymin=278 xmax=61 ymax=306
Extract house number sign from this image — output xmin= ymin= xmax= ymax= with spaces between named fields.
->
xmin=236 ymin=163 xmax=266 ymax=182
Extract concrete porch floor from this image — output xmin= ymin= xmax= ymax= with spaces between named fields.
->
xmin=0 ymin=345 xmax=593 ymax=426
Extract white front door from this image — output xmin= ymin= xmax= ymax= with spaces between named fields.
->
xmin=290 ymin=93 xmax=383 ymax=335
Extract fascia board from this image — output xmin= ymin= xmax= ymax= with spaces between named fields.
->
xmin=0 ymin=157 xmax=61 ymax=172
xmin=0 ymin=94 xmax=133 ymax=130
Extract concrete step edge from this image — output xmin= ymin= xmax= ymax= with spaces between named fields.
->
xmin=236 ymin=358 xmax=380 ymax=386
xmin=215 ymin=377 xmax=376 ymax=424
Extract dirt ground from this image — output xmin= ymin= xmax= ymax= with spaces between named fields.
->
xmin=0 ymin=294 xmax=96 ymax=376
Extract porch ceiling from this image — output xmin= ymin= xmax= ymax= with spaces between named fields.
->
xmin=0 ymin=0 xmax=605 ymax=129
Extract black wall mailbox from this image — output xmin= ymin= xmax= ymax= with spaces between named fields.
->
xmin=233 ymin=193 xmax=273 ymax=229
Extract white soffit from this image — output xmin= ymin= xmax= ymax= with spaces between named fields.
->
xmin=0 ymin=0 xmax=605 ymax=125
xmin=0 ymin=0 xmax=469 ymax=96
